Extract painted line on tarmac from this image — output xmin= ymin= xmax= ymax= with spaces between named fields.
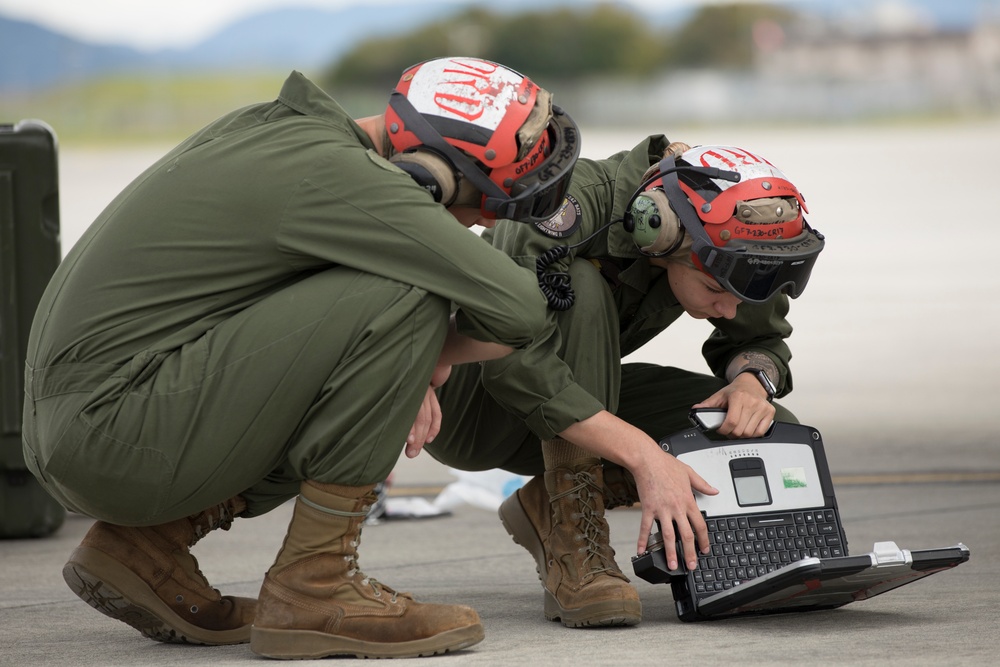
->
xmin=832 ymin=470 xmax=1000 ymax=485
xmin=387 ymin=485 xmax=446 ymax=497
xmin=388 ymin=470 xmax=1000 ymax=498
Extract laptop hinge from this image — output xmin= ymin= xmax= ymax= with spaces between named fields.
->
xmin=872 ymin=541 xmax=910 ymax=566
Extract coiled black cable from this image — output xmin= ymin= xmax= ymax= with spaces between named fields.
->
xmin=536 ymin=245 xmax=574 ymax=311
xmin=534 ymin=218 xmax=623 ymax=311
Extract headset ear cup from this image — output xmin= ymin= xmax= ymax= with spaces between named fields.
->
xmin=390 ymin=150 xmax=459 ymax=205
xmin=623 ymin=211 xmax=635 ymax=233
xmin=629 ymin=187 xmax=683 ymax=255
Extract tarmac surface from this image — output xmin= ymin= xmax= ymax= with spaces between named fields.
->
xmin=1 ymin=468 xmax=996 ymax=666
xmin=2 ymin=121 xmax=999 ymax=665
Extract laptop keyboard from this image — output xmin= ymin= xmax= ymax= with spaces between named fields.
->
xmin=692 ymin=510 xmax=845 ymax=596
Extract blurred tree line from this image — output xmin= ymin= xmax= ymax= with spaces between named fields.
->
xmin=0 ymin=2 xmax=800 ymax=144
xmin=322 ymin=2 xmax=797 ymax=93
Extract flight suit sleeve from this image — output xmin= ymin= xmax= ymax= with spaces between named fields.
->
xmin=704 ymin=293 xmax=795 ymax=397
xmin=276 ymin=145 xmax=548 ymax=349
xmin=478 ymin=156 xmax=625 ymax=439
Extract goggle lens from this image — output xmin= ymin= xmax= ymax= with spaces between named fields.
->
xmin=697 ymin=229 xmax=824 ymax=303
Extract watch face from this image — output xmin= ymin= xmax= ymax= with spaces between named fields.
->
xmin=744 ymin=368 xmax=775 ymax=399
xmin=759 ymin=371 xmax=776 ymax=399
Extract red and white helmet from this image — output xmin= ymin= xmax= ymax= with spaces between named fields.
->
xmin=385 ymin=57 xmax=580 ymax=223
xmin=675 ymin=145 xmax=809 ymax=246
xmin=671 ymin=145 xmax=823 ymax=302
xmin=625 ymin=144 xmax=824 ymax=302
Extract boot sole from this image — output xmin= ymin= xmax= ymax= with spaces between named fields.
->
xmin=63 ymin=545 xmax=251 ymax=645
xmin=249 ymin=623 xmax=485 ymax=659
xmin=500 ymin=488 xmax=643 ymax=628
xmin=544 ymin=590 xmax=642 ymax=628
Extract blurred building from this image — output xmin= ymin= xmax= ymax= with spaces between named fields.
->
xmin=565 ymin=6 xmax=1000 ymax=125
xmin=754 ymin=16 xmax=1000 ymax=119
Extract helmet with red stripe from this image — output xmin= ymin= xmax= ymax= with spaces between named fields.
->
xmin=385 ymin=57 xmax=580 ymax=223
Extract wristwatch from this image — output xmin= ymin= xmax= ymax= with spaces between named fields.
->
xmin=739 ymin=368 xmax=776 ymax=402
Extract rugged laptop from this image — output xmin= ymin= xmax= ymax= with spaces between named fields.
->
xmin=632 ymin=410 xmax=970 ymax=621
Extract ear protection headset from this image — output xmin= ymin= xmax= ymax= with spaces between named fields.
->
xmin=623 ymin=161 xmax=742 ymax=257
xmin=389 ymin=148 xmax=461 ymax=206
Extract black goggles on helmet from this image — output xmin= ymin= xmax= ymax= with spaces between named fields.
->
xmin=661 ymin=161 xmax=825 ymax=304
xmin=691 ymin=228 xmax=824 ymax=303
xmin=387 ymin=92 xmax=580 ymax=224
xmin=484 ymin=109 xmax=580 ymax=223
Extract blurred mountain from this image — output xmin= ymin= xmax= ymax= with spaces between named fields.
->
xmin=0 ymin=0 xmax=984 ymax=92
xmin=158 ymin=4 xmax=464 ymax=71
xmin=0 ymin=4 xmax=454 ymax=91
xmin=0 ymin=15 xmax=159 ymax=90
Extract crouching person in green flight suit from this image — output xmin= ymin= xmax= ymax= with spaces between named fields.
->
xmin=21 ymin=57 xmax=581 ymax=659
xmin=419 ymin=138 xmax=824 ymax=627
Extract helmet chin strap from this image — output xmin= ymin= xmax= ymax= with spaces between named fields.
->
xmin=450 ymin=176 xmax=483 ymax=209
xmin=659 ymin=160 xmax=732 ymax=271
xmin=624 ymin=159 xmax=741 ymax=246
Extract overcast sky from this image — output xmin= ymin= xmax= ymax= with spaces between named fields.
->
xmin=0 ymin=0 xmax=787 ymax=51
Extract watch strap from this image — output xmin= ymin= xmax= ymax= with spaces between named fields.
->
xmin=739 ymin=367 xmax=775 ymax=401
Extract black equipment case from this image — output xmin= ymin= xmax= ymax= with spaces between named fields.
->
xmin=0 ymin=119 xmax=66 ymax=538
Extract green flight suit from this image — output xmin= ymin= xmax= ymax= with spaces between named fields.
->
xmin=22 ymin=72 xmax=547 ymax=525
xmin=428 ymin=135 xmax=796 ymax=475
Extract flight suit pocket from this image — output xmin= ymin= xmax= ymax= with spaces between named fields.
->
xmin=39 ymin=403 xmax=172 ymax=525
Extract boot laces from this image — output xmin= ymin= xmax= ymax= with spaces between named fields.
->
xmin=554 ymin=471 xmax=619 ymax=582
xmin=189 ymin=501 xmax=238 ymax=546
xmin=344 ymin=528 xmax=400 ymax=603
xmin=179 ymin=500 xmax=240 ymax=594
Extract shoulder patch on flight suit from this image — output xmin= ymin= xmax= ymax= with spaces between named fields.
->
xmin=366 ymin=149 xmax=407 ymax=175
xmin=533 ymin=194 xmax=582 ymax=239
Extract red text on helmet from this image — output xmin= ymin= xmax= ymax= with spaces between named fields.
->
xmin=433 ymin=59 xmax=503 ymax=121
xmin=697 ymin=147 xmax=774 ymax=170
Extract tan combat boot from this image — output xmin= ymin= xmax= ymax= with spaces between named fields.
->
xmin=602 ymin=462 xmax=639 ymax=510
xmin=499 ymin=457 xmax=642 ymax=627
xmin=62 ymin=496 xmax=255 ymax=644
xmin=250 ymin=481 xmax=485 ymax=659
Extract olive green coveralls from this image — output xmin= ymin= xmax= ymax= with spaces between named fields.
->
xmin=428 ymin=136 xmax=797 ymax=475
xmin=22 ymin=72 xmax=547 ymax=525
